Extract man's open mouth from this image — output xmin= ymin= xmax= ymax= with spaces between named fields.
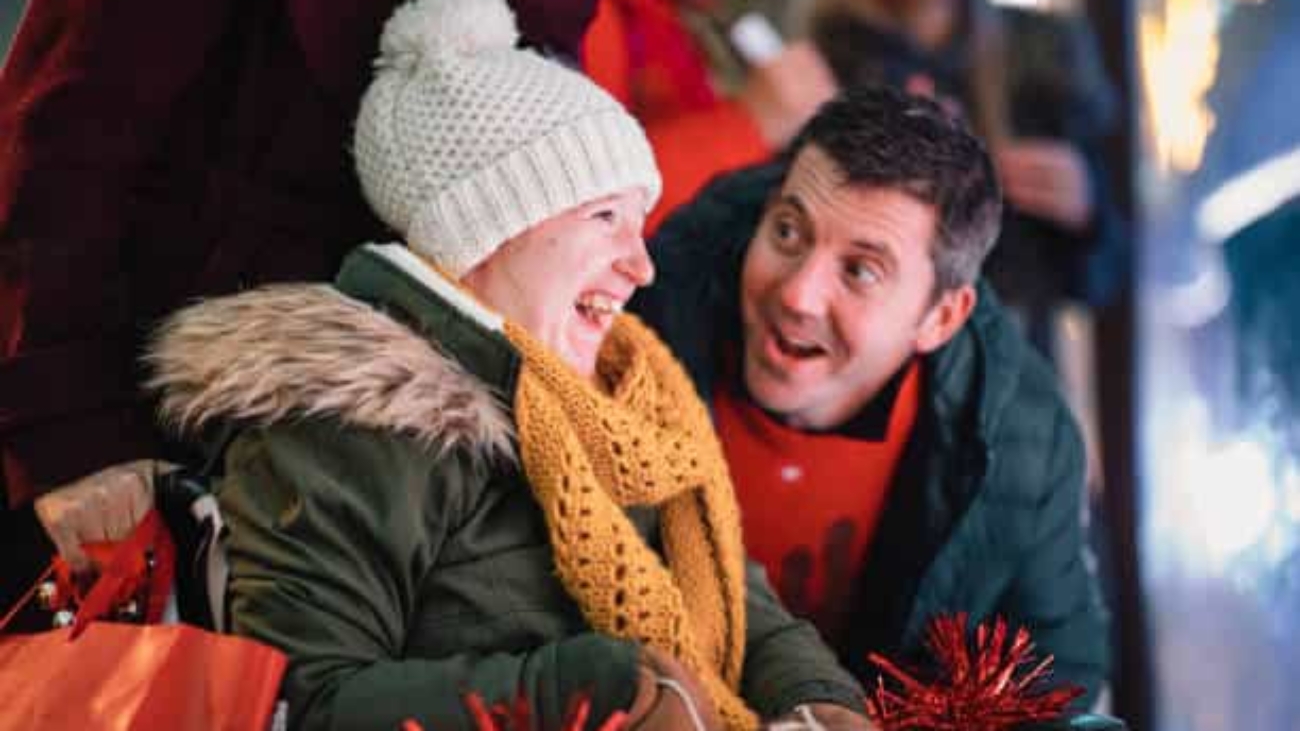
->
xmin=772 ymin=327 xmax=827 ymax=359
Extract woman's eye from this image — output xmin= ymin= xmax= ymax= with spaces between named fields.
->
xmin=590 ymin=208 xmax=616 ymax=224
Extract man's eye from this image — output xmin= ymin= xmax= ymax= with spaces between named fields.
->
xmin=770 ymin=219 xmax=802 ymax=252
xmin=846 ymin=261 xmax=882 ymax=287
xmin=590 ymin=208 xmax=616 ymax=224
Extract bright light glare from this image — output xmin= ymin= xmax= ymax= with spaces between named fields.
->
xmin=1178 ymin=439 xmax=1277 ymax=564
xmin=1149 ymin=255 xmax=1230 ymax=328
xmin=1284 ymin=464 xmax=1300 ymax=522
xmin=1139 ymin=0 xmax=1220 ymax=173
xmin=1197 ymin=144 xmax=1300 ymax=242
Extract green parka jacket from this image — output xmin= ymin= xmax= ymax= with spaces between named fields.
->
xmin=148 ymin=243 xmax=863 ymax=731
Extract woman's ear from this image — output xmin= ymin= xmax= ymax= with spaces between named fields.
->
xmin=915 ymin=284 xmax=976 ymax=354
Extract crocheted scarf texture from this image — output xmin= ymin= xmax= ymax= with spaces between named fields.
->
xmin=504 ymin=314 xmax=757 ymax=730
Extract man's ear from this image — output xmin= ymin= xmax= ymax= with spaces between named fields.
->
xmin=916 ymin=284 xmax=977 ymax=354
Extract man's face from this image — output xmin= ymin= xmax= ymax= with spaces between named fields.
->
xmin=740 ymin=145 xmax=961 ymax=430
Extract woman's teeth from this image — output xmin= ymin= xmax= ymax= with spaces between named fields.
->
xmin=576 ymin=293 xmax=622 ymax=322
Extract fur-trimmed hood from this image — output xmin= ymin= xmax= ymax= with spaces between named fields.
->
xmin=146 ymin=284 xmax=515 ymax=461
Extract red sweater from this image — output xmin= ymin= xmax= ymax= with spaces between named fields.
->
xmin=714 ymin=363 xmax=921 ymax=645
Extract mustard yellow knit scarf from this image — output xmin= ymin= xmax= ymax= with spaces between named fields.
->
xmin=504 ymin=315 xmax=758 ymax=730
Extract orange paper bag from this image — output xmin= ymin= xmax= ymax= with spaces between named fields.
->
xmin=0 ymin=621 xmax=286 ymax=730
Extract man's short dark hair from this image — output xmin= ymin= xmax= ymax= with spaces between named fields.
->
xmin=787 ymin=86 xmax=1002 ymax=291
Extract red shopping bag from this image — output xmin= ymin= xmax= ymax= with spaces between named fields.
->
xmin=0 ymin=510 xmax=287 ymax=730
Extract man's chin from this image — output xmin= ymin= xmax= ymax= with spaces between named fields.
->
xmin=743 ymin=363 xmax=808 ymax=418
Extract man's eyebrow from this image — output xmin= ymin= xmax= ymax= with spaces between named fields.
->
xmin=769 ymin=192 xmax=898 ymax=270
xmin=848 ymin=238 xmax=898 ymax=273
xmin=792 ymin=194 xmax=898 ymax=267
xmin=767 ymin=193 xmax=809 ymax=218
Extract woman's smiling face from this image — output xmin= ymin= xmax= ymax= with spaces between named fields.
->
xmin=461 ymin=188 xmax=653 ymax=377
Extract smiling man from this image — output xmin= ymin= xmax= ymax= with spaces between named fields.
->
xmin=632 ymin=86 xmax=1110 ymax=706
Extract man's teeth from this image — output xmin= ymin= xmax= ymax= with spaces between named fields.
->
xmin=776 ymin=331 xmax=824 ymax=357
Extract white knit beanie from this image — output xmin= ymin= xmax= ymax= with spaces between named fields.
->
xmin=354 ymin=0 xmax=662 ymax=277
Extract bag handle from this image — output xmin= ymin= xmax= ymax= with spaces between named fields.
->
xmin=0 ymin=563 xmax=57 ymax=633
xmin=0 ymin=509 xmax=174 ymax=638
xmin=71 ymin=509 xmax=172 ymax=638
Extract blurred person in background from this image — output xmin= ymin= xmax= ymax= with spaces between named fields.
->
xmin=583 ymin=0 xmax=839 ymax=231
xmin=809 ymin=0 xmax=1127 ymax=353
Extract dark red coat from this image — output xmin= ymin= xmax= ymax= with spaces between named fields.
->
xmin=0 ymin=0 xmax=595 ymax=508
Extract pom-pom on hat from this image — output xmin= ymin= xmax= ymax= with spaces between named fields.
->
xmin=355 ymin=0 xmax=662 ymax=277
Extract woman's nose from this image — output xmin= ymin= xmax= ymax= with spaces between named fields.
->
xmin=615 ymin=234 xmax=655 ymax=287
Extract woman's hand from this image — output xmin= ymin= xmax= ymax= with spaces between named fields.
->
xmin=33 ymin=459 xmax=171 ymax=572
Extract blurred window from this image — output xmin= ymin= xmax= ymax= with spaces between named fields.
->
xmin=1137 ymin=2 xmax=1300 ymax=729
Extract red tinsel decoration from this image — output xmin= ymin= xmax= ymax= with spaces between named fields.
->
xmin=866 ymin=613 xmax=1085 ymax=731
xmin=403 ymin=692 xmax=628 ymax=731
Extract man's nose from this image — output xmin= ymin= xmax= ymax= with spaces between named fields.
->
xmin=776 ymin=254 xmax=829 ymax=318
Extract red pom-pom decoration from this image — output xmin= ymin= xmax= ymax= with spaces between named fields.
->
xmin=866 ymin=613 xmax=1085 ymax=731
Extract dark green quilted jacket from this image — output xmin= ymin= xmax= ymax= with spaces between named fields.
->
xmin=632 ymin=163 xmax=1111 ymax=706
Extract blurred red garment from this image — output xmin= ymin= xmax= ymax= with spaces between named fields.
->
xmin=583 ymin=0 xmax=771 ymax=232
